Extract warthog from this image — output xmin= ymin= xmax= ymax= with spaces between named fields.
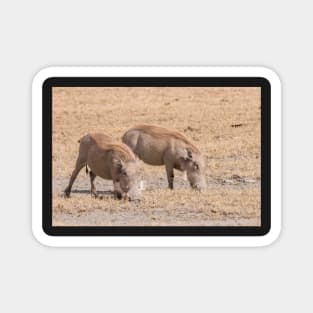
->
xmin=122 ymin=124 xmax=207 ymax=190
xmin=64 ymin=133 xmax=142 ymax=200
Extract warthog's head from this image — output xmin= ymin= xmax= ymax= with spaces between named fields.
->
xmin=180 ymin=148 xmax=207 ymax=191
xmin=116 ymin=159 xmax=142 ymax=201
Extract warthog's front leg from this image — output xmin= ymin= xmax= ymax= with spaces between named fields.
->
xmin=113 ymin=180 xmax=123 ymax=200
xmin=89 ymin=171 xmax=98 ymax=198
xmin=165 ymin=162 xmax=174 ymax=189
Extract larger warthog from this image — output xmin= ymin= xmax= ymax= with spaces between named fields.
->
xmin=122 ymin=125 xmax=207 ymax=190
xmin=64 ymin=133 xmax=142 ymax=200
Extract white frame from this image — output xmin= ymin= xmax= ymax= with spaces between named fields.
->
xmin=32 ymin=67 xmax=281 ymax=247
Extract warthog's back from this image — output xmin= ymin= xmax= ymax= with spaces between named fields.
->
xmin=122 ymin=124 xmax=199 ymax=165
xmin=87 ymin=133 xmax=114 ymax=145
xmin=132 ymin=125 xmax=198 ymax=150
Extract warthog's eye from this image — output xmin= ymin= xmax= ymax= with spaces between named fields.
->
xmin=193 ymin=162 xmax=199 ymax=170
xmin=121 ymin=171 xmax=127 ymax=176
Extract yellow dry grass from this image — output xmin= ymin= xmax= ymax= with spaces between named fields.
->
xmin=52 ymin=87 xmax=261 ymax=226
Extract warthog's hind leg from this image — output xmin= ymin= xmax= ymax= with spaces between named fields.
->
xmin=89 ymin=171 xmax=98 ymax=198
xmin=64 ymin=159 xmax=86 ymax=197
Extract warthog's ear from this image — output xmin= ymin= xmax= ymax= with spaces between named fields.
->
xmin=177 ymin=147 xmax=193 ymax=164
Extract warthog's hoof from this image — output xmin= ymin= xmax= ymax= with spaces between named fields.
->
xmin=128 ymin=198 xmax=140 ymax=202
xmin=114 ymin=191 xmax=122 ymax=200
xmin=64 ymin=189 xmax=71 ymax=198
xmin=91 ymin=192 xmax=98 ymax=199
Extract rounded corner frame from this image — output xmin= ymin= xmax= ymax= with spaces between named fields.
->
xmin=32 ymin=66 xmax=281 ymax=247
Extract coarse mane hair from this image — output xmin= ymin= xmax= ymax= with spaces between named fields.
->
xmin=132 ymin=124 xmax=200 ymax=153
xmin=88 ymin=133 xmax=136 ymax=161
xmin=106 ymin=143 xmax=136 ymax=161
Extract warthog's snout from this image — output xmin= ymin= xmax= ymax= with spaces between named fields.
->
xmin=190 ymin=179 xmax=207 ymax=191
xmin=127 ymin=196 xmax=141 ymax=202
xmin=126 ymin=187 xmax=142 ymax=201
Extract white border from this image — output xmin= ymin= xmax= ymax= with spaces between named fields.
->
xmin=32 ymin=67 xmax=281 ymax=247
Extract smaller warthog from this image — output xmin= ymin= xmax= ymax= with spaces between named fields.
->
xmin=64 ymin=133 xmax=142 ymax=200
xmin=122 ymin=124 xmax=207 ymax=191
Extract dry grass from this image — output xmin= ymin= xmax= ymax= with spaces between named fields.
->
xmin=52 ymin=87 xmax=261 ymax=226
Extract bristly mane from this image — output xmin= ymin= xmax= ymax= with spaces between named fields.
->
xmin=132 ymin=124 xmax=200 ymax=153
xmin=87 ymin=133 xmax=136 ymax=161
xmin=106 ymin=143 xmax=136 ymax=161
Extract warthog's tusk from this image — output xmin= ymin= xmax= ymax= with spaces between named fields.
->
xmin=140 ymin=180 xmax=145 ymax=190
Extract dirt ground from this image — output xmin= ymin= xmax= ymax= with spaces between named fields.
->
xmin=52 ymin=87 xmax=261 ymax=226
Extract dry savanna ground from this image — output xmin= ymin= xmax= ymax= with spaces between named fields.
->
xmin=52 ymin=87 xmax=261 ymax=226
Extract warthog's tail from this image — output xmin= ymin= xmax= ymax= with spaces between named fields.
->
xmin=85 ymin=165 xmax=89 ymax=174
